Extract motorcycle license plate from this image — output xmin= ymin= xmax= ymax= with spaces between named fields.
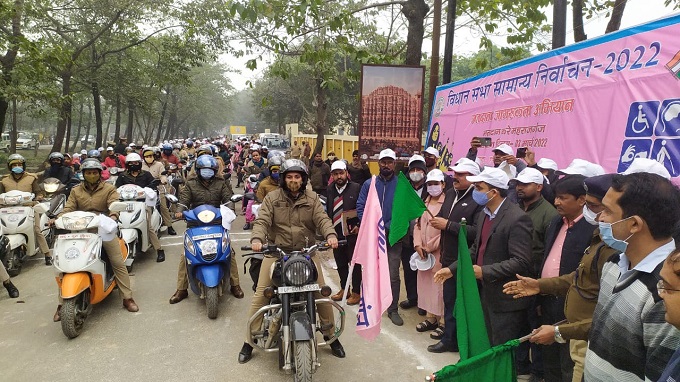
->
xmin=277 ymin=284 xmax=320 ymax=294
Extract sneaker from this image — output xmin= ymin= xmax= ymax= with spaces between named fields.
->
xmin=387 ymin=311 xmax=404 ymax=326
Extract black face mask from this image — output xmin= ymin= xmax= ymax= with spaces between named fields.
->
xmin=128 ymin=163 xmax=142 ymax=172
xmin=380 ymin=168 xmax=394 ymax=178
xmin=425 ymin=157 xmax=436 ymax=167
xmin=51 ymin=161 xmax=62 ymax=168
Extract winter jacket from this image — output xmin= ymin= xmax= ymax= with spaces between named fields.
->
xmin=357 ymin=174 xmax=397 ymax=230
xmin=179 ymin=177 xmax=233 ymax=211
xmin=309 ymin=161 xmax=331 ymax=191
xmin=0 ymin=172 xmax=42 ymax=198
xmin=256 ymin=176 xmax=279 ymax=202
xmin=61 ymin=182 xmax=119 ymax=219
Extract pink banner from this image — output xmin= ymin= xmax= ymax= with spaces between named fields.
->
xmin=427 ymin=15 xmax=680 ymax=177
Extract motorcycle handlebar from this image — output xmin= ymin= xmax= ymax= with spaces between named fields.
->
xmin=241 ymin=240 xmax=346 ymax=253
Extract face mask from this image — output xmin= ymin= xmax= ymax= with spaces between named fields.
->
xmin=425 ymin=157 xmax=436 ymax=167
xmin=84 ymin=174 xmax=100 ymax=184
xmin=409 ymin=171 xmax=424 ymax=182
xmin=199 ymin=168 xmax=215 ymax=179
xmin=144 ymin=157 xmax=154 ymax=164
xmin=128 ymin=163 xmax=142 ymax=172
xmin=599 ymin=217 xmax=634 ymax=253
xmin=271 ymin=172 xmax=280 ymax=181
xmin=472 ymin=189 xmax=494 ymax=206
xmin=380 ymin=167 xmax=394 ymax=178
xmin=286 ymin=180 xmax=302 ymax=192
xmin=328 ymin=156 xmax=335 ymax=161
xmin=11 ymin=167 xmax=23 ymax=174
xmin=51 ymin=161 xmax=62 ymax=167
xmin=427 ymin=185 xmax=443 ymax=197
xmin=583 ymin=205 xmax=599 ymax=226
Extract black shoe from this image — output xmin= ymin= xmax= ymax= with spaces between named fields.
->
xmin=3 ymin=280 xmax=19 ymax=298
xmin=243 ymin=223 xmax=251 ymax=230
xmin=325 ymin=336 xmax=346 ymax=358
xmin=156 ymin=249 xmax=166 ymax=263
xmin=417 ymin=308 xmax=427 ymax=316
xmin=45 ymin=257 xmax=53 ymax=266
xmin=387 ymin=311 xmax=404 ymax=326
xmin=399 ymin=299 xmax=417 ymax=309
xmin=427 ymin=341 xmax=458 ymax=353
xmin=238 ymin=342 xmax=253 ymax=364
xmin=167 ymin=227 xmax=177 ymax=236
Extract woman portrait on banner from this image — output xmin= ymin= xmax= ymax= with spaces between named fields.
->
xmin=413 ymin=169 xmax=446 ymax=338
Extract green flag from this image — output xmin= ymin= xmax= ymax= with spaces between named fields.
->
xmin=433 ymin=339 xmax=520 ymax=382
xmin=388 ymin=172 xmax=427 ymax=246
xmin=455 ymin=223 xmax=490 ymax=360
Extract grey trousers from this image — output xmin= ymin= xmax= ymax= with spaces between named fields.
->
xmin=387 ymin=239 xmax=403 ymax=313
xmin=0 ymin=261 xmax=10 ymax=283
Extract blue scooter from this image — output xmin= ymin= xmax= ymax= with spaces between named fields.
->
xmin=183 ymin=204 xmax=234 ymax=319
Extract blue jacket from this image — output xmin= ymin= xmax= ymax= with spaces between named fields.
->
xmin=357 ymin=174 xmax=398 ymax=230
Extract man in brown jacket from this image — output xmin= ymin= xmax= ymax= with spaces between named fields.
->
xmin=309 ymin=152 xmax=331 ymax=196
xmin=238 ymin=158 xmax=345 ymax=364
xmin=503 ymin=174 xmax=617 ymax=382
xmin=255 ymin=157 xmax=281 ymax=202
xmin=0 ymin=154 xmax=52 ymax=265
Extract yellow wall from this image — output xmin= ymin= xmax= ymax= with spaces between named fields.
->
xmin=292 ymin=134 xmax=383 ymax=173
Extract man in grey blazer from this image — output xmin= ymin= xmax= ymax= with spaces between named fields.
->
xmin=466 ymin=167 xmax=534 ymax=377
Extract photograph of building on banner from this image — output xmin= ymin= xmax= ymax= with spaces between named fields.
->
xmin=359 ymin=64 xmax=425 ymax=160
xmin=426 ymin=15 xmax=680 ymax=178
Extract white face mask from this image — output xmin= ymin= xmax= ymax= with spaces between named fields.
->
xmin=427 ymin=184 xmax=443 ymax=197
xmin=582 ymin=205 xmax=599 ymax=226
xmin=409 ymin=171 xmax=424 ymax=182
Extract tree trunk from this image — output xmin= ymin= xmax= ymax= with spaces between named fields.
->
xmin=10 ymin=99 xmax=17 ymax=154
xmin=0 ymin=0 xmax=24 ymax=134
xmin=401 ymin=0 xmax=429 ymax=65
xmin=0 ymin=94 xmax=9 ymax=137
xmin=93 ymin=81 xmax=103 ymax=147
xmin=572 ymin=0 xmax=587 ymax=42
xmin=114 ymin=92 xmax=121 ymax=140
xmin=51 ymin=72 xmax=72 ymax=153
xmin=125 ymin=100 xmax=134 ymax=142
xmin=155 ymin=87 xmax=170 ymax=145
xmin=313 ymin=78 xmax=327 ymax=156
xmin=605 ymin=0 xmax=627 ymax=33
xmin=84 ymin=102 xmax=93 ymax=150
xmin=165 ymin=93 xmax=178 ymax=142
xmin=104 ymin=105 xmax=113 ymax=145
xmin=75 ymin=102 xmax=84 ymax=151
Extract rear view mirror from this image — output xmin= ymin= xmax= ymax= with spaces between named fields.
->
xmin=166 ymin=194 xmax=179 ymax=203
xmin=109 ymin=201 xmax=128 ymax=212
xmin=231 ymin=194 xmax=243 ymax=203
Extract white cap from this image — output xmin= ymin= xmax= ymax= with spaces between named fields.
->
xmin=514 ymin=167 xmax=544 ymax=184
xmin=498 ymin=160 xmax=517 ymax=178
xmin=129 ymin=143 xmax=136 ymax=147
xmin=261 ymin=146 xmax=268 ymax=150
xmin=426 ymin=169 xmax=445 ymax=183
xmin=251 ymin=144 xmax=261 ymax=150
xmin=73 ymin=153 xmax=80 ymax=158
xmin=424 ymin=147 xmax=440 ymax=158
xmin=408 ymin=154 xmax=425 ymax=166
xmin=536 ymin=158 xmax=558 ymax=171
xmin=557 ymin=159 xmax=605 ymax=177
xmin=493 ymin=144 xmax=513 ymax=156
xmin=449 ymin=157 xmax=481 ymax=175
xmin=621 ymin=158 xmax=671 ymax=179
xmin=80 ymin=149 xmax=87 ymax=155
xmin=330 ymin=161 xmax=347 ymax=172
xmin=466 ymin=167 xmax=510 ymax=189
xmin=378 ymin=148 xmax=396 ymax=160
xmin=106 ymin=146 xmax=113 ymax=151
xmin=98 ymin=147 xmax=104 ymax=151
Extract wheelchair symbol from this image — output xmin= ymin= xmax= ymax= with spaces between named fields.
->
xmin=632 ymin=104 xmax=650 ymax=134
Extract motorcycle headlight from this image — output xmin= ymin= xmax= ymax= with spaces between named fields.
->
xmin=44 ymin=184 xmax=59 ymax=193
xmin=62 ymin=216 xmax=94 ymax=230
xmin=196 ymin=210 xmax=216 ymax=224
xmin=184 ymin=235 xmax=196 ymax=256
xmin=283 ymin=258 xmax=314 ymax=286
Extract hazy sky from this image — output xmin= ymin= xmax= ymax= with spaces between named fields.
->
xmin=222 ymin=0 xmax=676 ymax=90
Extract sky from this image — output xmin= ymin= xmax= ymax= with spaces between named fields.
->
xmin=221 ymin=0 xmax=677 ymax=90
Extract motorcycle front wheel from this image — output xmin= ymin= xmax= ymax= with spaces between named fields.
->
xmin=206 ymin=286 xmax=219 ymax=319
xmin=293 ymin=340 xmax=313 ymax=382
xmin=61 ymin=292 xmax=89 ymax=339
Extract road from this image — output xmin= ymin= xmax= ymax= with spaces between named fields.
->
xmin=0 ymin=187 xmax=460 ymax=382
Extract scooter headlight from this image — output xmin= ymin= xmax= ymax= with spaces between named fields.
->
xmin=199 ymin=240 xmax=218 ymax=255
xmin=184 ymin=235 xmax=196 ymax=256
xmin=283 ymin=258 xmax=314 ymax=286
xmin=44 ymin=184 xmax=59 ymax=193
xmin=62 ymin=216 xmax=94 ymax=230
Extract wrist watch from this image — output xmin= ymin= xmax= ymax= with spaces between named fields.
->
xmin=554 ymin=326 xmax=566 ymax=344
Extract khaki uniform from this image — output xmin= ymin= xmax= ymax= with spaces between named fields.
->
xmin=143 ymin=160 xmax=173 ymax=228
xmin=60 ymin=182 xmax=132 ymax=299
xmin=255 ymin=176 xmax=279 ymax=202
xmin=290 ymin=145 xmax=302 ymax=159
xmin=176 ymin=177 xmax=240 ymax=290
xmin=0 ymin=260 xmax=10 ymax=283
xmin=248 ymin=188 xmax=337 ymax=336
xmin=186 ymin=158 xmax=225 ymax=181
xmin=0 ymin=173 xmax=51 ymax=257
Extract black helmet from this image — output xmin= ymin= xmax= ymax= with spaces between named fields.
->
xmin=280 ymin=159 xmax=308 ymax=191
xmin=49 ymin=152 xmax=65 ymax=162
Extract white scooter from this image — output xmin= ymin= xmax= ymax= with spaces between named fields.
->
xmin=117 ymin=184 xmax=162 ymax=268
xmin=39 ymin=178 xmax=67 ymax=248
xmin=0 ymin=190 xmax=42 ymax=275
xmin=106 ymin=167 xmax=123 ymax=186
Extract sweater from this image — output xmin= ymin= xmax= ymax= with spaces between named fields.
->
xmin=584 ymin=244 xmax=680 ymax=382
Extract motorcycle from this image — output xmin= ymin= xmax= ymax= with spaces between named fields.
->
xmin=166 ymin=194 xmax=240 ymax=319
xmin=52 ymin=205 xmax=129 ymax=338
xmin=39 ymin=177 xmax=68 ymax=248
xmin=0 ymin=191 xmax=44 ymax=276
xmin=106 ymin=167 xmax=124 ymax=185
xmin=241 ymin=241 xmax=346 ymax=382
xmin=116 ymin=184 xmax=162 ymax=268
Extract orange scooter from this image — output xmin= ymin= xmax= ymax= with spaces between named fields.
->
xmin=51 ymin=205 xmax=129 ymax=338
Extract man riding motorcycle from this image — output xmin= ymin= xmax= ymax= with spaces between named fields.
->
xmin=238 ymin=158 xmax=345 ymax=364
xmin=51 ymin=158 xmax=139 ymax=321
xmin=142 ymin=147 xmax=176 ymax=235
xmin=161 ymin=143 xmax=180 ymax=167
xmin=168 ymin=155 xmax=244 ymax=304
xmin=115 ymin=153 xmax=166 ymax=263
xmin=44 ymin=152 xmax=76 ymax=189
xmin=0 ymin=154 xmax=53 ymax=265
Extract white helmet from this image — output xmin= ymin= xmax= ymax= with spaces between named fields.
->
xmin=125 ymin=153 xmax=142 ymax=163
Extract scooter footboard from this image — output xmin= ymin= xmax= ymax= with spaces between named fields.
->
xmin=59 ymin=272 xmax=91 ymax=299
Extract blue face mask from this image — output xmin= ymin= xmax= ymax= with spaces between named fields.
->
xmin=271 ymin=172 xmax=280 ymax=181
xmin=11 ymin=167 xmax=24 ymax=174
xmin=199 ymin=168 xmax=215 ymax=179
xmin=598 ymin=217 xmax=634 ymax=253
xmin=472 ymin=189 xmax=494 ymax=206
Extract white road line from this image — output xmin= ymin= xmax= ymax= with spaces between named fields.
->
xmin=318 ymin=254 xmax=438 ymax=372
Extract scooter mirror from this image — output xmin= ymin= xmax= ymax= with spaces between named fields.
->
xmin=166 ymin=194 xmax=179 ymax=203
xmin=231 ymin=194 xmax=243 ymax=203
xmin=109 ymin=201 xmax=128 ymax=212
xmin=33 ymin=203 xmax=48 ymax=214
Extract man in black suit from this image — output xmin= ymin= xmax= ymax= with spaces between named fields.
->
xmin=326 ymin=160 xmax=362 ymax=305
xmin=466 ymin=167 xmax=534 ymax=377
xmin=430 ymin=157 xmax=484 ymax=353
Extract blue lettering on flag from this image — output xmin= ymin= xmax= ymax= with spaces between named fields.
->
xmin=377 ymin=218 xmax=386 ymax=253
xmin=356 ymin=283 xmax=372 ymax=327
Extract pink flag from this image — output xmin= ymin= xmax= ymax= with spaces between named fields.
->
xmin=350 ymin=176 xmax=392 ymax=341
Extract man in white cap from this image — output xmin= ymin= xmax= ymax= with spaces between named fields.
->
xmin=428 ymin=157 xmax=484 ymax=353
xmin=440 ymin=166 xmax=534 ymax=377
xmin=326 ymin=160 xmax=362 ymax=305
xmin=103 ymin=146 xmax=125 ymax=170
xmin=557 ymin=159 xmax=605 ymax=178
xmin=357 ymin=148 xmax=406 ymax=326
xmin=423 ymin=146 xmax=441 ymax=173
xmin=467 ymin=139 xmax=527 ymax=173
